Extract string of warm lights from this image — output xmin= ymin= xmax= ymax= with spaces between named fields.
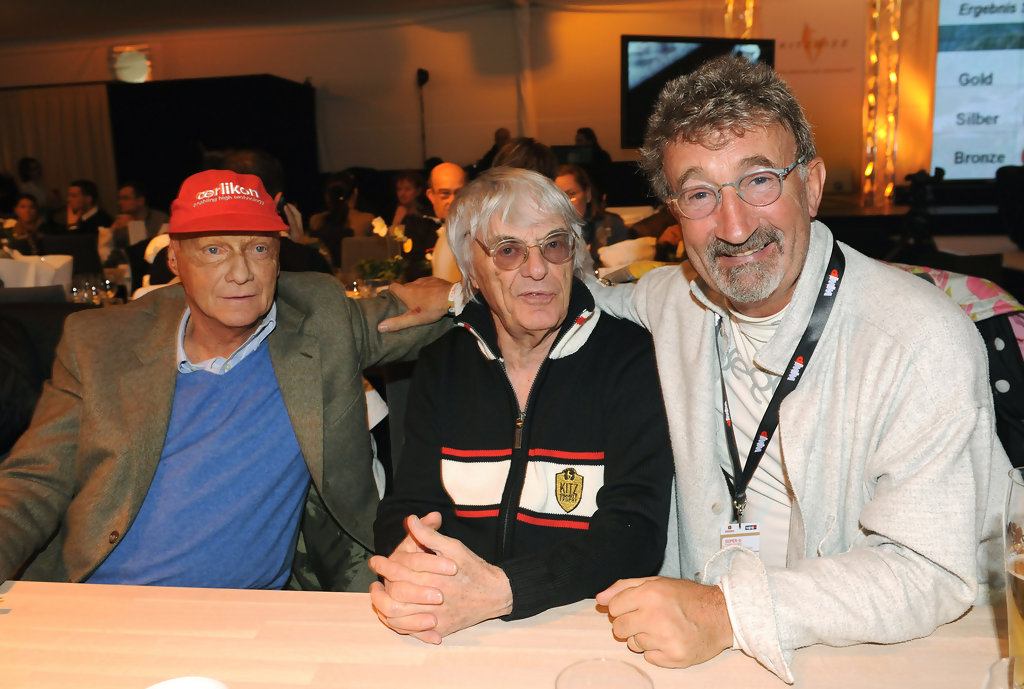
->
xmin=884 ymin=0 xmax=902 ymax=202
xmin=863 ymin=0 xmax=902 ymax=206
xmin=724 ymin=0 xmax=756 ymax=39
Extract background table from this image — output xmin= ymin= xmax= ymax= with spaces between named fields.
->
xmin=0 ymin=580 xmax=1004 ymax=689
xmin=0 ymin=254 xmax=72 ymax=291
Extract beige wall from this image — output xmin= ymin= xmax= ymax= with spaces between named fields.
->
xmin=0 ymin=1 xmax=937 ymax=202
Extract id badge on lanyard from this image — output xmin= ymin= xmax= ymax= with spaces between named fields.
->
xmin=720 ymin=522 xmax=760 ymax=554
xmin=717 ymin=241 xmax=845 ymax=547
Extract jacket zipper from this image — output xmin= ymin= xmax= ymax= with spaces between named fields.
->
xmin=495 ymin=356 xmax=527 ymax=557
xmin=494 ymin=340 xmax=562 ymax=558
xmin=458 ymin=302 xmax=588 ymax=559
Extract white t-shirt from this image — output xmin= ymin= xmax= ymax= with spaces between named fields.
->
xmin=719 ymin=306 xmax=794 ymax=568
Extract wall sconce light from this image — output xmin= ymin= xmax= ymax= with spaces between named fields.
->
xmin=109 ymin=45 xmax=152 ymax=83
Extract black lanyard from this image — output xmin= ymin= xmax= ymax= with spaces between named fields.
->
xmin=716 ymin=241 xmax=845 ymax=523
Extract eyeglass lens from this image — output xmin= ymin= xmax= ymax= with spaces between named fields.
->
xmin=490 ymin=233 xmax=573 ymax=270
xmin=676 ymin=169 xmax=786 ymax=219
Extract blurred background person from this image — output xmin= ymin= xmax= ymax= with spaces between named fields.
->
xmin=469 ymin=127 xmax=511 ymax=179
xmin=16 ymin=157 xmax=58 ymax=216
xmin=492 ymin=137 xmax=558 ymax=180
xmin=573 ymin=127 xmax=612 ymax=166
xmin=410 ymin=161 xmax=465 ymax=282
xmin=102 ymin=180 xmax=170 ymax=265
xmin=113 ymin=180 xmax=169 ymax=240
xmin=555 ymin=164 xmax=627 ymax=266
xmin=62 ymin=179 xmax=112 ymax=234
xmin=310 ymin=170 xmax=375 ymax=269
xmin=390 ymin=170 xmax=426 ymax=227
xmin=573 ymin=127 xmax=613 ymax=204
xmin=2 ymin=193 xmax=47 ymax=254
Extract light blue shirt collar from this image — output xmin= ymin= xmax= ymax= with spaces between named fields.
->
xmin=176 ymin=303 xmax=278 ymax=375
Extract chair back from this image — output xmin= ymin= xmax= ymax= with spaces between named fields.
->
xmin=0 ymin=300 xmax=97 ymax=454
xmin=0 ymin=285 xmax=68 ymax=303
xmin=37 ymin=233 xmax=103 ymax=276
xmin=340 ymin=236 xmax=389 ymax=277
xmin=997 ymin=165 xmax=1024 ymax=247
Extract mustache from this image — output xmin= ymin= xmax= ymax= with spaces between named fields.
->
xmin=707 ymin=225 xmax=784 ymax=258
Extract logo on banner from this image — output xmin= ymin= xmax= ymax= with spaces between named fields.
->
xmin=556 ymin=467 xmax=584 ymax=513
xmin=778 ymin=24 xmax=850 ymax=63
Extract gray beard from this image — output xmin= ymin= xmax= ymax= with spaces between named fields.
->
xmin=705 ymin=225 xmax=785 ymax=304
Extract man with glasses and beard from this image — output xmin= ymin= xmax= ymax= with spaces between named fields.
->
xmin=586 ymin=57 xmax=1009 ymax=681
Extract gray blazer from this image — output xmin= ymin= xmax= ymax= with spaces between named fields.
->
xmin=0 ymin=271 xmax=447 ymax=589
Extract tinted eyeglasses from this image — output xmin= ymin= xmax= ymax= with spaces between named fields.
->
xmin=476 ymin=231 xmax=575 ymax=271
xmin=669 ymin=159 xmax=803 ymax=220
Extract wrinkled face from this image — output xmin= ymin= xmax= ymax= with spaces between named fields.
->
xmin=471 ymin=206 xmax=574 ymax=345
xmin=555 ymin=173 xmax=590 ymax=220
xmin=118 ymin=187 xmax=144 ymax=216
xmin=395 ymin=179 xmax=420 ymax=207
xmin=14 ymin=198 xmax=38 ymax=223
xmin=167 ymin=234 xmax=280 ymax=339
xmin=664 ymin=123 xmax=824 ymax=317
xmin=66 ymin=185 xmax=88 ymax=213
xmin=427 ymin=164 xmax=466 ymax=220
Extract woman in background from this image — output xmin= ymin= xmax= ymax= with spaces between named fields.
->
xmin=554 ymin=164 xmax=628 ymax=266
xmin=2 ymin=194 xmax=46 ymax=254
xmin=309 ymin=171 xmax=374 ymax=269
xmin=390 ymin=170 xmax=426 ymax=227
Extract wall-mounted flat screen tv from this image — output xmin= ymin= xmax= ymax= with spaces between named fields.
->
xmin=621 ymin=35 xmax=775 ymax=149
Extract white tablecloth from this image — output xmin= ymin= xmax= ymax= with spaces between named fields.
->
xmin=0 ymin=253 xmax=73 ymax=291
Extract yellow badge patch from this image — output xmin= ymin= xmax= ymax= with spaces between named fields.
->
xmin=555 ymin=467 xmax=584 ymax=513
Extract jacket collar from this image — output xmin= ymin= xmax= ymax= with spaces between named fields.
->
xmin=456 ymin=277 xmax=598 ymax=361
xmin=267 ymin=289 xmax=324 ymax=485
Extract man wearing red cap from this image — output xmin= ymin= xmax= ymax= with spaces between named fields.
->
xmin=0 ymin=169 xmax=450 ymax=591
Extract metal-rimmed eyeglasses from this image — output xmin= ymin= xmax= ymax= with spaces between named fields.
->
xmin=475 ymin=231 xmax=575 ymax=271
xmin=669 ymin=159 xmax=803 ymax=220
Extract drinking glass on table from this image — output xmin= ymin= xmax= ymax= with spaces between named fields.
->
xmin=1004 ymin=469 xmax=1024 ymax=688
xmin=555 ymin=658 xmax=652 ymax=689
xmin=984 ymin=657 xmax=1024 ymax=689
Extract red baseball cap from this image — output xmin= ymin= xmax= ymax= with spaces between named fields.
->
xmin=168 ymin=169 xmax=288 ymax=235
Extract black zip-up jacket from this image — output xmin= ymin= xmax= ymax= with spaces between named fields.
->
xmin=375 ymin=279 xmax=673 ymax=619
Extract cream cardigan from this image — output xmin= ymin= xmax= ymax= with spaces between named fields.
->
xmin=591 ymin=220 xmax=1008 ymax=682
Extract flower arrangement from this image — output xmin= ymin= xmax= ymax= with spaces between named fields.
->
xmin=371 ymin=216 xmax=414 ymax=254
xmin=358 ymin=217 xmax=414 ymax=281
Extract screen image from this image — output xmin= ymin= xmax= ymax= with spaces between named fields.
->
xmin=621 ymin=35 xmax=775 ymax=149
xmin=931 ymin=3 xmax=1024 ymax=180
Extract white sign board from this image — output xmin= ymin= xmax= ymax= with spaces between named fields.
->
xmin=932 ymin=2 xmax=1024 ymax=179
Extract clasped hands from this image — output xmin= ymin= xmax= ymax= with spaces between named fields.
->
xmin=368 ymin=512 xmax=513 ymax=644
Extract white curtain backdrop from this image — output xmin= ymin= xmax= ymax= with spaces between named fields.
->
xmin=0 ymin=84 xmax=118 ymax=217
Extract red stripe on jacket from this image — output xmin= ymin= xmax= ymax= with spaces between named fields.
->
xmin=517 ymin=512 xmax=590 ymax=530
xmin=442 ymin=447 xmax=513 ymax=458
xmin=455 ymin=508 xmax=501 ymax=518
xmin=527 ymin=448 xmax=605 ymax=461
